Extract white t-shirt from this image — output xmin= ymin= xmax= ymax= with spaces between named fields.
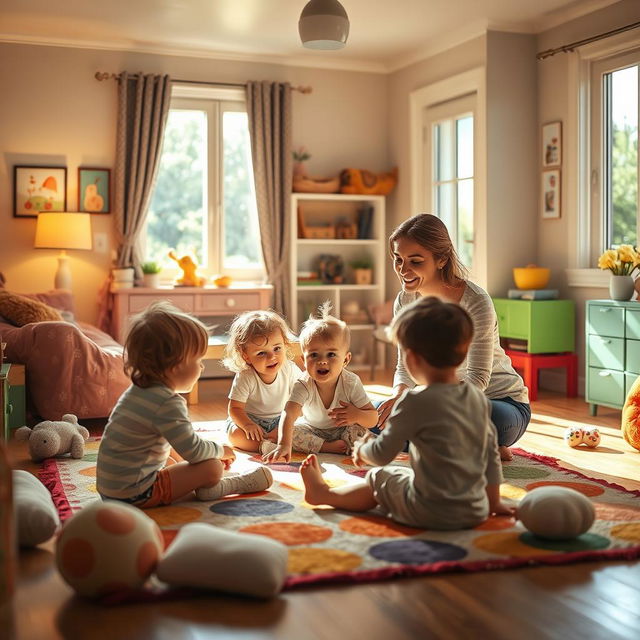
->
xmin=289 ymin=369 xmax=371 ymax=429
xmin=228 ymin=359 xmax=302 ymax=419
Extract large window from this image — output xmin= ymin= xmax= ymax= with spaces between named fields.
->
xmin=145 ymin=89 xmax=262 ymax=279
xmin=591 ymin=52 xmax=639 ymax=258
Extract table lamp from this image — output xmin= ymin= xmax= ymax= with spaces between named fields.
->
xmin=34 ymin=212 xmax=92 ymax=290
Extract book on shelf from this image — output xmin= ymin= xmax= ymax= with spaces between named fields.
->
xmin=507 ymin=289 xmax=559 ymax=300
xmin=357 ymin=205 xmax=374 ymax=239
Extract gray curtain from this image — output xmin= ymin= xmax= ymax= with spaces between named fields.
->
xmin=246 ymin=81 xmax=293 ymax=319
xmin=114 ymin=72 xmax=172 ymax=273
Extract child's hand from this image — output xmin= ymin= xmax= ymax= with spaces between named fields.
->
xmin=490 ymin=500 xmax=516 ymax=517
xmin=352 ymin=432 xmax=373 ymax=467
xmin=242 ymin=421 xmax=264 ymax=442
xmin=263 ymin=444 xmax=291 ymax=464
xmin=329 ymin=401 xmax=359 ymax=427
xmin=221 ymin=445 xmax=236 ymax=470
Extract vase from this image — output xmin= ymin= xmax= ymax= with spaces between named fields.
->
xmin=609 ymin=274 xmax=635 ymax=301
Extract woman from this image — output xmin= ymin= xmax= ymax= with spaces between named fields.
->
xmin=377 ymin=214 xmax=530 ymax=460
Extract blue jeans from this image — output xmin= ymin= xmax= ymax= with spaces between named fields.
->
xmin=490 ymin=397 xmax=531 ymax=447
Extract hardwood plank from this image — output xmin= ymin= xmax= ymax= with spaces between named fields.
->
xmin=6 ymin=373 xmax=640 ymax=640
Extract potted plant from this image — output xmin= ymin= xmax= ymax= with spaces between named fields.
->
xmin=350 ymin=257 xmax=373 ymax=285
xmin=141 ymin=261 xmax=162 ymax=288
xmin=292 ymin=146 xmax=311 ymax=178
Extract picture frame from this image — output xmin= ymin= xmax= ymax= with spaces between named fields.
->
xmin=542 ymin=121 xmax=562 ymax=167
xmin=78 ymin=167 xmax=111 ymax=213
xmin=541 ymin=169 xmax=561 ymax=219
xmin=13 ymin=166 xmax=67 ymax=218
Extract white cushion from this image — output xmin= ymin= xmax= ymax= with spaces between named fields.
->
xmin=156 ymin=522 xmax=288 ymax=598
xmin=13 ymin=470 xmax=60 ymax=547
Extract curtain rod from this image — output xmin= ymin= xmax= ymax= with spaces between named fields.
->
xmin=536 ymin=20 xmax=640 ymax=60
xmin=95 ymin=71 xmax=312 ymax=94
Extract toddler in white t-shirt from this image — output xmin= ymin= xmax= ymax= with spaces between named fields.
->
xmin=224 ymin=310 xmax=302 ymax=454
xmin=263 ymin=302 xmax=378 ymax=463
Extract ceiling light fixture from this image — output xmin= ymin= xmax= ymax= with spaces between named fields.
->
xmin=298 ymin=0 xmax=350 ymax=50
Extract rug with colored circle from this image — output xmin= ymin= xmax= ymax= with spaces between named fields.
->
xmin=40 ymin=426 xmax=640 ymax=592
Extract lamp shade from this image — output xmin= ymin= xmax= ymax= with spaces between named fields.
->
xmin=299 ymin=0 xmax=349 ymax=50
xmin=34 ymin=213 xmax=92 ymax=250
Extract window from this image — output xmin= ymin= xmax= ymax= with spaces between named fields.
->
xmin=145 ymin=87 xmax=263 ymax=279
xmin=422 ymin=94 xmax=476 ymax=269
xmin=590 ymin=50 xmax=639 ymax=259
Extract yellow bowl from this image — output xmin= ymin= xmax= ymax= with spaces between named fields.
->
xmin=513 ymin=266 xmax=550 ymax=290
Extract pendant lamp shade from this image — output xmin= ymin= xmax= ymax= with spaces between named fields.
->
xmin=299 ymin=0 xmax=350 ymax=50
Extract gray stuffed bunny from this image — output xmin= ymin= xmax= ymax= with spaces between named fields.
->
xmin=15 ymin=413 xmax=90 ymax=462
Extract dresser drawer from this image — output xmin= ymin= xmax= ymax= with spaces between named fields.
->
xmin=626 ymin=309 xmax=640 ymax=340
xmin=587 ymin=335 xmax=624 ymax=370
xmin=587 ymin=367 xmax=625 ymax=407
xmin=197 ymin=292 xmax=261 ymax=313
xmin=587 ymin=304 xmax=625 ymax=338
xmin=128 ymin=294 xmax=195 ymax=313
xmin=626 ymin=339 xmax=640 ymax=374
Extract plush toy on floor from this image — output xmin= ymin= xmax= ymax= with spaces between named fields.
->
xmin=15 ymin=413 xmax=90 ymax=462
xmin=517 ymin=486 xmax=595 ymax=540
xmin=563 ymin=426 xmax=601 ymax=448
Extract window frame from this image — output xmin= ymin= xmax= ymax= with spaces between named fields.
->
xmin=144 ymin=84 xmax=264 ymax=282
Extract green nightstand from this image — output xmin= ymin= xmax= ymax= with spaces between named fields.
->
xmin=492 ymin=299 xmax=575 ymax=353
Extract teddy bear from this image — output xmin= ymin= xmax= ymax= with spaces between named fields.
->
xmin=15 ymin=414 xmax=90 ymax=462
xmin=168 ymin=250 xmax=206 ymax=287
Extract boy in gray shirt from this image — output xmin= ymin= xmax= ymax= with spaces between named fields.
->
xmin=299 ymin=296 xmax=514 ymax=529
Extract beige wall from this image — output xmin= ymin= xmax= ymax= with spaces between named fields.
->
xmin=537 ymin=0 xmax=640 ymax=391
xmin=0 ymin=43 xmax=388 ymax=324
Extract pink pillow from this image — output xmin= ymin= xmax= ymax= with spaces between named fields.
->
xmin=22 ymin=290 xmax=75 ymax=315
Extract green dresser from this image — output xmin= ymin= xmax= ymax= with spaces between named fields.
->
xmin=586 ymin=299 xmax=640 ymax=415
xmin=0 ymin=364 xmax=26 ymax=440
xmin=492 ymin=299 xmax=575 ymax=353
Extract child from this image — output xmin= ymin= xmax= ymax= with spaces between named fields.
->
xmin=263 ymin=302 xmax=378 ymax=463
xmin=97 ymin=301 xmax=273 ymax=506
xmin=299 ymin=296 xmax=514 ymax=529
xmin=224 ymin=310 xmax=302 ymax=454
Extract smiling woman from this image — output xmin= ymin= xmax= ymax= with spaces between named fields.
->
xmin=376 ymin=214 xmax=531 ymax=461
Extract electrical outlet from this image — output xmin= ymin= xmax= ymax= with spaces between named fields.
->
xmin=94 ymin=232 xmax=108 ymax=254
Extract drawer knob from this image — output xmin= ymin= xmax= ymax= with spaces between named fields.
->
xmin=226 ymin=298 xmax=236 ymax=308
xmin=598 ymin=371 xmax=611 ymax=377
xmin=599 ymin=308 xmax=611 ymax=313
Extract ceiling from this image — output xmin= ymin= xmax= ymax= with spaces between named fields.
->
xmin=0 ymin=0 xmax=619 ymax=72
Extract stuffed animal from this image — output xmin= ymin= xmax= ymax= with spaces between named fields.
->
xmin=15 ymin=413 xmax=90 ymax=462
xmin=168 ymin=250 xmax=206 ymax=287
xmin=564 ymin=426 xmax=600 ymax=448
xmin=339 ymin=167 xmax=398 ymax=195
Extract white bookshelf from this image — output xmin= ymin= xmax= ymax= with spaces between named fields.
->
xmin=290 ymin=193 xmax=386 ymax=369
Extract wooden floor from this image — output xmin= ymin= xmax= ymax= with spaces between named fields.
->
xmin=5 ymin=372 xmax=640 ymax=640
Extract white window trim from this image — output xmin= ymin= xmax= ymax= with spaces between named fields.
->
xmin=409 ymin=67 xmax=487 ymax=287
xmin=566 ymin=31 xmax=640 ymax=288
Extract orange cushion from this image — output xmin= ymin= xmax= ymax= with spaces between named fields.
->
xmin=621 ymin=376 xmax=640 ymax=451
xmin=0 ymin=290 xmax=63 ymax=326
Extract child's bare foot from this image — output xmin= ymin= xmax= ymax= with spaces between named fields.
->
xmin=300 ymin=454 xmax=332 ymax=505
xmin=499 ymin=445 xmax=513 ymax=461
xmin=320 ymin=439 xmax=348 ymax=454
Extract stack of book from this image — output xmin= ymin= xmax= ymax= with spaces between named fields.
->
xmin=507 ymin=289 xmax=559 ymax=300
xmin=357 ymin=205 xmax=374 ymax=239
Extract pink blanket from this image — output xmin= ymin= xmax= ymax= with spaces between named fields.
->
xmin=2 ymin=319 xmax=130 ymax=420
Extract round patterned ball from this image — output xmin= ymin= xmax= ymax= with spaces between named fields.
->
xmin=55 ymin=500 xmax=164 ymax=597
xmin=563 ymin=427 xmax=584 ymax=448
xmin=582 ymin=427 xmax=601 ymax=448
xmin=622 ymin=376 xmax=640 ymax=451
xmin=517 ymin=486 xmax=595 ymax=540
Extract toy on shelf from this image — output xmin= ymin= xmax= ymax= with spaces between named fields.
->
xmin=516 ymin=486 xmax=595 ymax=540
xmin=55 ymin=500 xmax=163 ymax=597
xmin=168 ymin=250 xmax=206 ymax=287
xmin=15 ymin=413 xmax=90 ymax=462
xmin=563 ymin=426 xmax=601 ymax=448
xmin=340 ymin=167 xmax=398 ymax=196
xmin=212 ymin=274 xmax=232 ymax=288
xmin=318 ymin=254 xmax=344 ymax=284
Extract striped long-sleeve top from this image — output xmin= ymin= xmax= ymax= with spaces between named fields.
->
xmin=97 ymin=384 xmax=223 ymax=499
xmin=393 ymin=281 xmax=529 ymax=403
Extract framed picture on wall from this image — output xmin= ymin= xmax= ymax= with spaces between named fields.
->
xmin=542 ymin=121 xmax=562 ymax=167
xmin=13 ymin=166 xmax=67 ymax=218
xmin=78 ymin=167 xmax=111 ymax=213
xmin=541 ymin=169 xmax=561 ymax=219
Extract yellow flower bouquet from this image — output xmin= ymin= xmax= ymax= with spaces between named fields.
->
xmin=598 ymin=245 xmax=640 ymax=276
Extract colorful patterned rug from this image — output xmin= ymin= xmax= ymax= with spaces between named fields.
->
xmin=40 ymin=423 xmax=640 ymax=593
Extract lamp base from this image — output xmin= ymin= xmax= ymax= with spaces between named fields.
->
xmin=54 ymin=251 xmax=72 ymax=290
